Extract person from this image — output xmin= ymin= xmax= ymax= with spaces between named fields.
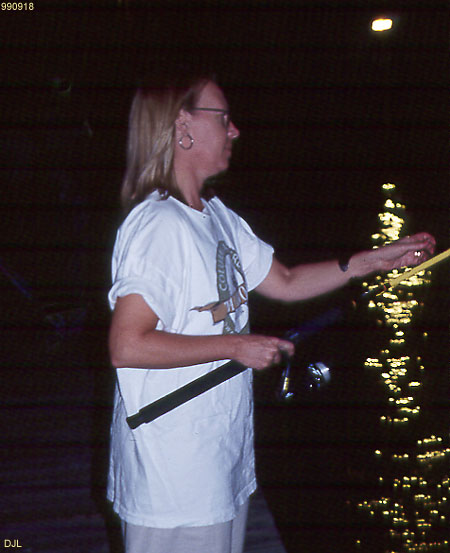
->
xmin=107 ymin=73 xmax=435 ymax=553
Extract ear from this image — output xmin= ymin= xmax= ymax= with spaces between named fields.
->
xmin=175 ymin=109 xmax=192 ymax=131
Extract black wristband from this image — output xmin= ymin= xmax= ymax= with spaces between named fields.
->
xmin=338 ymin=255 xmax=352 ymax=272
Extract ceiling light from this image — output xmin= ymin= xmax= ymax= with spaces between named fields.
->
xmin=372 ymin=18 xmax=393 ymax=32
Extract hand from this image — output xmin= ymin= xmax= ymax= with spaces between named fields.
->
xmin=374 ymin=232 xmax=436 ymax=272
xmin=232 ymin=334 xmax=295 ymax=371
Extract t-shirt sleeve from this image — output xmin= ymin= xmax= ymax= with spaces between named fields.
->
xmin=234 ymin=214 xmax=274 ymax=291
xmin=108 ymin=208 xmax=185 ymax=330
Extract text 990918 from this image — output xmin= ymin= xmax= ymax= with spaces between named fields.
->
xmin=1 ymin=2 xmax=34 ymax=9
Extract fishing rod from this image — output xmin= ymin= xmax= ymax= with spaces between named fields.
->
xmin=276 ymin=247 xmax=450 ymax=401
xmin=126 ymin=305 xmax=342 ymax=430
xmin=276 ymin=248 xmax=450 ymax=401
xmin=126 ymin=248 xmax=450 ymax=430
xmin=368 ymin=247 xmax=450 ymax=296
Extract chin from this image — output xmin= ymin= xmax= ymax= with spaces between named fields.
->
xmin=208 ymin=162 xmax=229 ymax=178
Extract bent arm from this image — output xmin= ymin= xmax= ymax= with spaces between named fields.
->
xmin=256 ymin=232 xmax=435 ymax=302
xmin=109 ymin=294 xmax=294 ymax=371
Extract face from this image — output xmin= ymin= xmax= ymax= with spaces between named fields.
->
xmin=178 ymin=81 xmax=240 ymax=182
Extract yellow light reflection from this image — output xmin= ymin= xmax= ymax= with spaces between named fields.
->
xmin=355 ymin=183 xmax=449 ymax=552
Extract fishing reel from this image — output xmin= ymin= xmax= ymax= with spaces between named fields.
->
xmin=276 ymin=340 xmax=332 ymax=403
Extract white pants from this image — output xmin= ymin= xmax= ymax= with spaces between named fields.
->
xmin=121 ymin=500 xmax=249 ymax=553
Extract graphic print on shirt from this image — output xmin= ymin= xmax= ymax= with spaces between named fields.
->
xmin=192 ymin=240 xmax=249 ymax=335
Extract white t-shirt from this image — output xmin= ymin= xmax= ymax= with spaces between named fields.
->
xmin=107 ymin=191 xmax=274 ymax=528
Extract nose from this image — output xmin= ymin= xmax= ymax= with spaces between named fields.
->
xmin=228 ymin=120 xmax=240 ymax=140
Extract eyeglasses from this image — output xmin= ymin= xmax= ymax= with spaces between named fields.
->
xmin=191 ymin=107 xmax=231 ymax=129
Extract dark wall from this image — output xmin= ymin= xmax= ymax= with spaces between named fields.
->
xmin=0 ymin=1 xmax=448 ymax=316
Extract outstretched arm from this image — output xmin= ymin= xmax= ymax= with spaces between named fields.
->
xmin=255 ymin=232 xmax=436 ymax=302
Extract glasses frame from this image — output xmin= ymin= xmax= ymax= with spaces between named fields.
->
xmin=191 ymin=107 xmax=231 ymax=129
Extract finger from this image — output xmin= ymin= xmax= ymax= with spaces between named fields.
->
xmin=410 ymin=234 xmax=436 ymax=252
xmin=410 ymin=231 xmax=435 ymax=243
xmin=411 ymin=242 xmax=435 ymax=260
xmin=278 ymin=339 xmax=295 ymax=357
xmin=411 ymin=250 xmax=425 ymax=265
xmin=270 ymin=349 xmax=287 ymax=367
xmin=267 ymin=345 xmax=291 ymax=367
xmin=409 ymin=245 xmax=436 ymax=267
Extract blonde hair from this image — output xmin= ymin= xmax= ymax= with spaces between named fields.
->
xmin=120 ymin=76 xmax=210 ymax=212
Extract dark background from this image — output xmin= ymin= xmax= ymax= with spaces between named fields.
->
xmin=0 ymin=1 xmax=448 ymax=303
xmin=0 ymin=1 xmax=448 ymax=552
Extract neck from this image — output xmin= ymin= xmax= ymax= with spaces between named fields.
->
xmin=187 ymin=198 xmax=204 ymax=211
xmin=174 ymin=162 xmax=205 ymax=212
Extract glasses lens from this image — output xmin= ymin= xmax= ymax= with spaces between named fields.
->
xmin=192 ymin=108 xmax=230 ymax=128
xmin=222 ymin=113 xmax=230 ymax=128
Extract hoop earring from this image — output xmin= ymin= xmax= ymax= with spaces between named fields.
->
xmin=178 ymin=133 xmax=194 ymax=150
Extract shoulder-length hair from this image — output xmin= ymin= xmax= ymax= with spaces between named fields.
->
xmin=120 ymin=75 xmax=211 ymax=212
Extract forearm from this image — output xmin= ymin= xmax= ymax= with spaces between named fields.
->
xmin=110 ymin=329 xmax=240 ymax=370
xmin=257 ymin=250 xmax=381 ymax=302
xmin=294 ymin=250 xmax=380 ymax=298
xmin=258 ymin=231 xmax=435 ymax=303
xmin=109 ymin=293 xmax=294 ymax=371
